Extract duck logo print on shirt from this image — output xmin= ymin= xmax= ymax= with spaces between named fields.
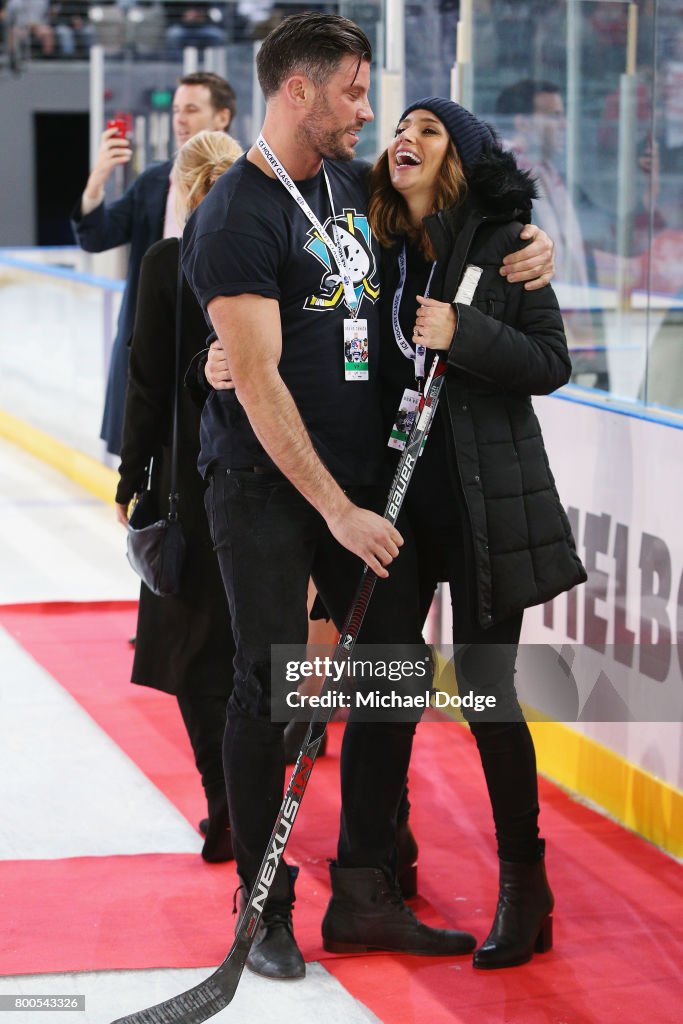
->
xmin=303 ymin=209 xmax=380 ymax=314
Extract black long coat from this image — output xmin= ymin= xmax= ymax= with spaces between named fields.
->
xmin=71 ymin=160 xmax=172 ymax=455
xmin=385 ymin=148 xmax=586 ymax=627
xmin=116 ymin=237 xmax=234 ymax=695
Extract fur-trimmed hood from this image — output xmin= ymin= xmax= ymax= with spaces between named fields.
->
xmin=418 ymin=143 xmax=538 ymax=275
xmin=464 ymin=143 xmax=538 ymax=216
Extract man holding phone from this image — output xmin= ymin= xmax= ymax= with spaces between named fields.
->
xmin=72 ymin=72 xmax=236 ymax=455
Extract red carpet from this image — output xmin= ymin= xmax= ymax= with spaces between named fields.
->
xmin=1 ymin=602 xmax=682 ymax=1023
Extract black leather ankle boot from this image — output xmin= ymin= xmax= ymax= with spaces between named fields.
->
xmin=473 ymin=840 xmax=554 ymax=970
xmin=322 ymin=862 xmax=476 ymax=956
xmin=235 ymin=866 xmax=305 ymax=980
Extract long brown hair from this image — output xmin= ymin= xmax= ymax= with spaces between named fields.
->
xmin=368 ymin=142 xmax=468 ymax=260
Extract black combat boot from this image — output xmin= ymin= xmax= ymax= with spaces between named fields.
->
xmin=235 ymin=866 xmax=305 ymax=980
xmin=473 ymin=840 xmax=554 ymax=969
xmin=322 ymin=862 xmax=476 ymax=955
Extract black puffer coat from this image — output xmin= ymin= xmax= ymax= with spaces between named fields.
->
xmin=384 ymin=147 xmax=586 ymax=626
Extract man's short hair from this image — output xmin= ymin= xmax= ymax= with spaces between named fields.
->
xmin=256 ymin=13 xmax=372 ymax=99
xmin=178 ymin=72 xmax=237 ymax=120
xmin=495 ymin=79 xmax=561 ymax=116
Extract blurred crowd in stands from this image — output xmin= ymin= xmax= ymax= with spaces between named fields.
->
xmin=0 ymin=2 xmax=327 ymax=64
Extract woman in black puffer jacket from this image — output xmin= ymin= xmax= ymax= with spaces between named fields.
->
xmin=369 ymin=97 xmax=586 ymax=970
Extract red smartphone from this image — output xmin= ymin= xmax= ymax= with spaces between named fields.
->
xmin=107 ymin=118 xmax=128 ymax=140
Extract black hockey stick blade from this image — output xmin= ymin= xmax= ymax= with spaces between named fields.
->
xmin=109 ymin=948 xmax=245 ymax=1024
xmin=109 ymin=726 xmax=326 ymax=1024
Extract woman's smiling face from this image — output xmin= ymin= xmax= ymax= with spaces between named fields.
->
xmin=387 ymin=109 xmax=453 ymax=201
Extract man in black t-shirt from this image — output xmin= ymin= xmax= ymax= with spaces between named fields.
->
xmin=184 ymin=12 xmax=479 ymax=980
xmin=184 ymin=12 xmax=556 ymax=980
xmin=187 ymin=152 xmax=385 ymax=486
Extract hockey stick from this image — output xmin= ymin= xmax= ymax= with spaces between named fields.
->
xmin=110 ymin=266 xmax=483 ymax=1024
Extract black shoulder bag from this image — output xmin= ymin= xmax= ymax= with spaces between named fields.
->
xmin=126 ymin=250 xmax=187 ymax=597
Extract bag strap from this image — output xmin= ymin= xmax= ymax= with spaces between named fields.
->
xmin=168 ymin=244 xmax=183 ymax=522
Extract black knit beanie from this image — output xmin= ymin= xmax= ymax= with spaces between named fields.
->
xmin=399 ymin=97 xmax=496 ymax=171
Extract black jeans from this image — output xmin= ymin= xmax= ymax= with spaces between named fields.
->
xmin=407 ymin=459 xmax=540 ymax=864
xmin=206 ymin=468 xmax=428 ymax=905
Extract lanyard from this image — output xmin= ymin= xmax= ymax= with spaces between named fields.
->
xmin=392 ymin=243 xmax=436 ymax=384
xmin=256 ymin=134 xmax=359 ymax=316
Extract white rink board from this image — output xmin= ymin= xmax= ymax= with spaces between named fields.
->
xmin=522 ymin=392 xmax=683 ymax=790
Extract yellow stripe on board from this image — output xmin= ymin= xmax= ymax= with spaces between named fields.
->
xmin=530 ymin=720 xmax=683 ymax=859
xmin=0 ymin=409 xmax=117 ymax=507
xmin=433 ymin=651 xmax=682 ymax=859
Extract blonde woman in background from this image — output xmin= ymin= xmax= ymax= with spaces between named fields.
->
xmin=116 ymin=131 xmax=242 ymax=863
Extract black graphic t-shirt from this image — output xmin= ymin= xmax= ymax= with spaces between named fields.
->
xmin=183 ymin=155 xmax=384 ymax=485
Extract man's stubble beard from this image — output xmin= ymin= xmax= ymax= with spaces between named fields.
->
xmin=297 ymin=95 xmax=356 ymax=163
